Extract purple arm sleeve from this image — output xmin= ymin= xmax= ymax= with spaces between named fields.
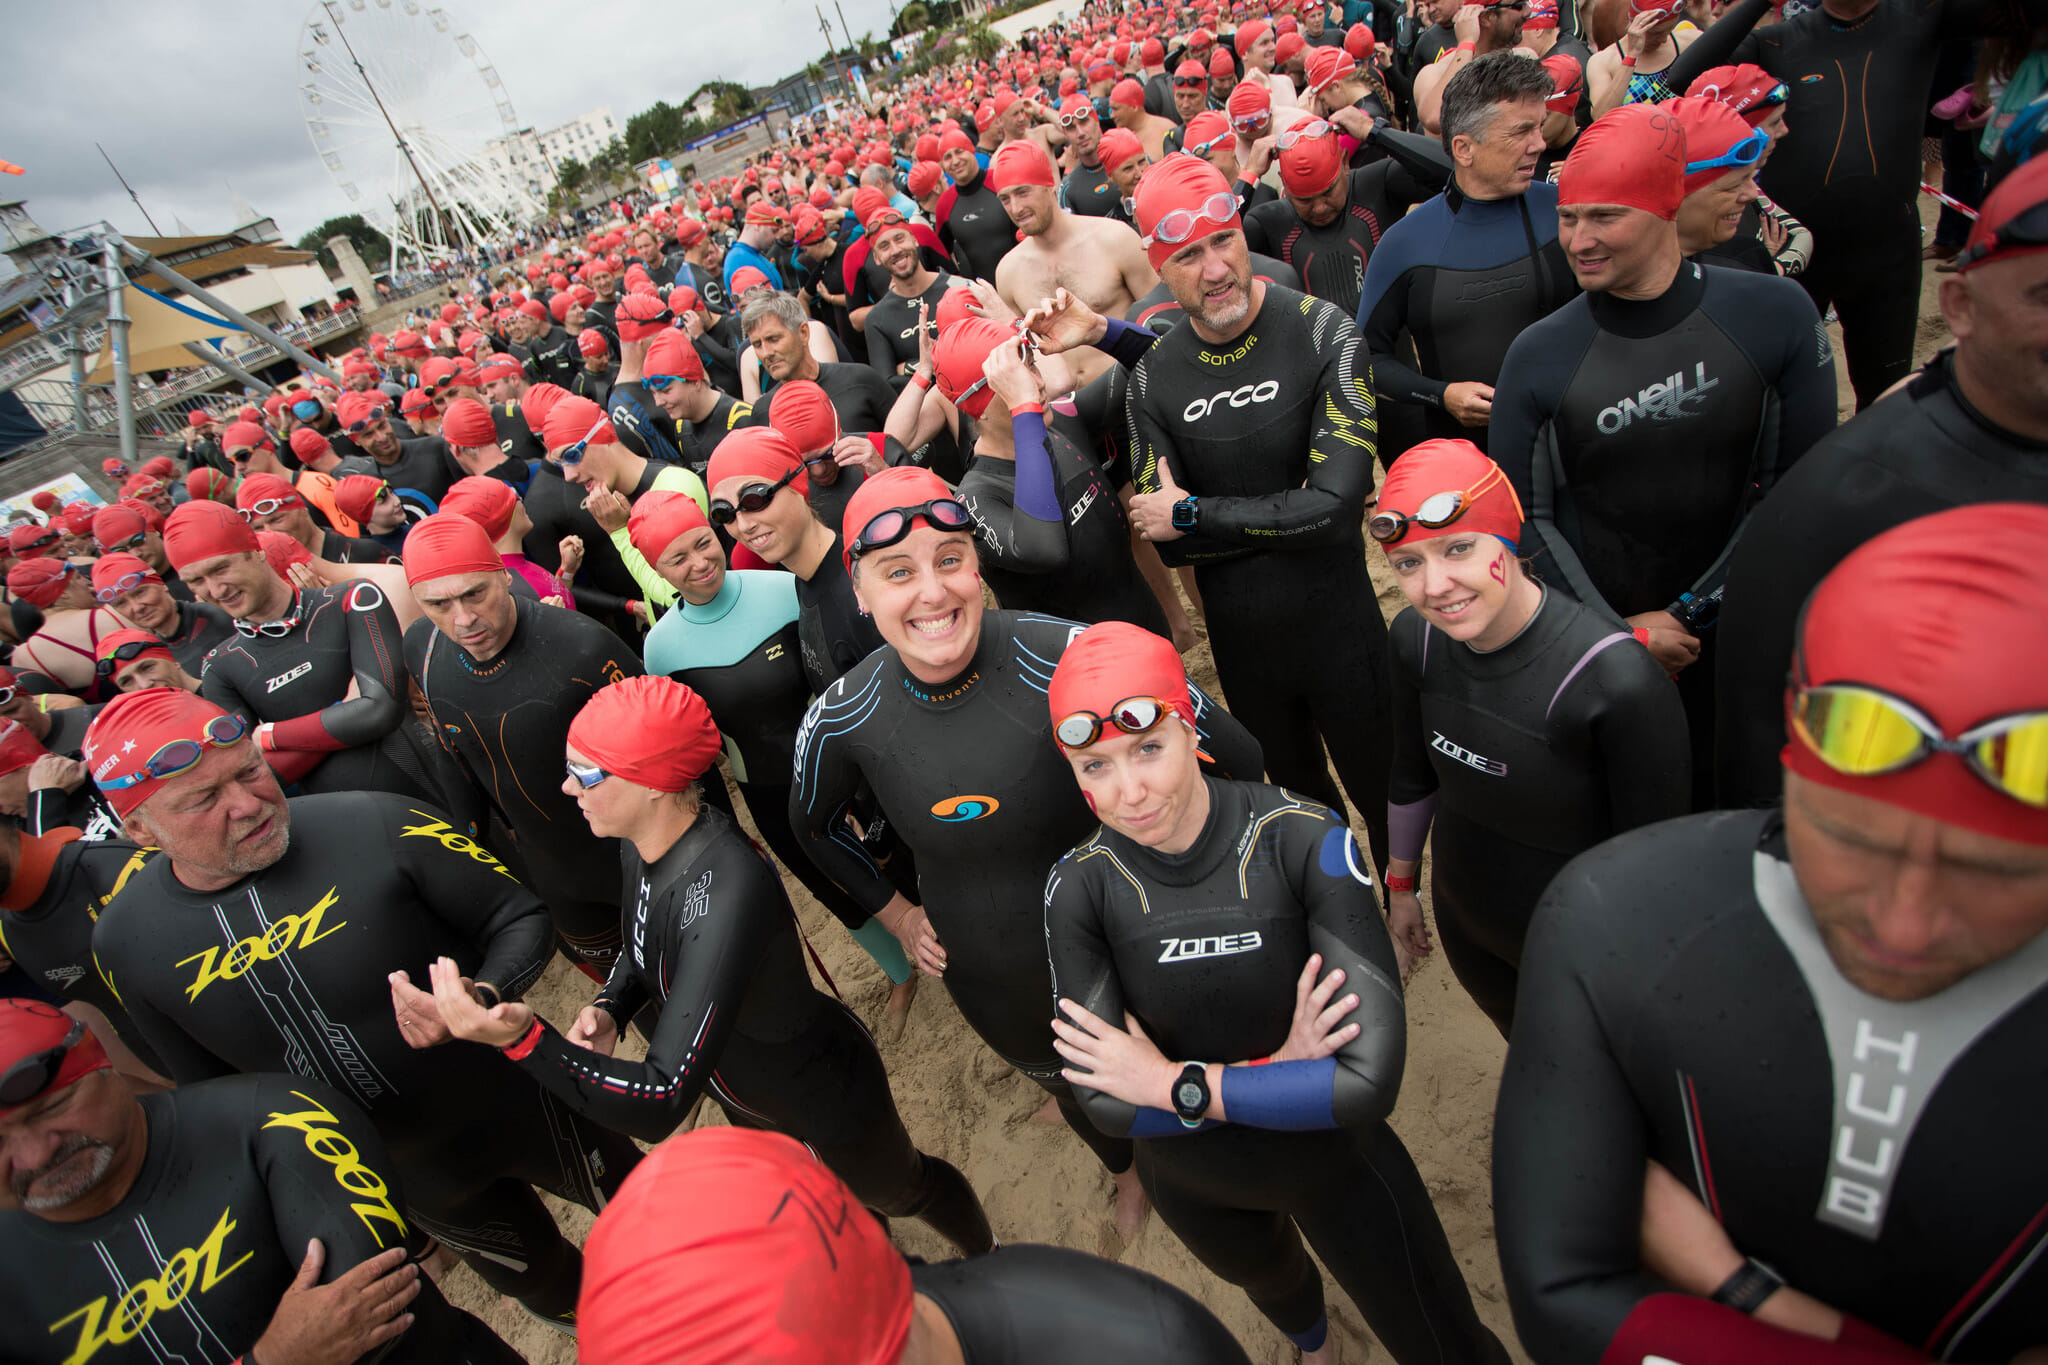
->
xmin=1388 ymin=794 xmax=1438 ymax=864
xmin=1010 ymin=409 xmax=1063 ymax=522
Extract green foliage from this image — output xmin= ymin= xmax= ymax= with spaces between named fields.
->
xmin=622 ymin=101 xmax=702 ymax=164
xmin=962 ymin=21 xmax=1002 ymax=61
xmin=893 ymin=1 xmax=929 ymax=36
xmin=295 ymin=214 xmax=391 ymax=273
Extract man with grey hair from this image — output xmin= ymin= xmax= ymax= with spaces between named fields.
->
xmin=1355 ymin=51 xmax=1578 ymax=459
xmin=743 ymin=290 xmax=898 ymax=434
xmin=859 ymin=161 xmax=924 ymax=224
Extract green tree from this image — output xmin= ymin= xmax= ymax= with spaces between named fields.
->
xmin=623 ymin=100 xmax=697 ymax=163
xmin=962 ymin=21 xmax=1001 ymax=61
xmin=892 ymin=1 xmax=930 ymax=36
xmin=708 ymin=80 xmax=756 ymax=122
xmin=296 ymin=213 xmax=391 ymax=272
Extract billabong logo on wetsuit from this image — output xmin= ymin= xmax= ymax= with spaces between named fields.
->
xmin=1430 ymin=731 xmax=1507 ymax=777
xmin=1183 ymin=380 xmax=1280 ymax=422
xmin=930 ymin=795 xmax=1000 ymax=821
xmin=264 ymin=1091 xmax=409 ymax=1246
xmin=1158 ymin=931 xmax=1263 ymax=962
xmin=48 ymin=1206 xmax=252 ymax=1365
xmin=178 ymin=887 xmax=347 ymax=1001
xmin=1596 ymin=363 xmax=1719 ymax=433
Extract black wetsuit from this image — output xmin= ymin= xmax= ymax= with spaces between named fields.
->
xmin=506 ymin=805 xmax=991 ymax=1252
xmin=935 ymin=168 xmax=1021 ymax=282
xmin=488 ymin=398 xmax=546 ymax=470
xmin=1495 ymin=810 xmax=2048 ymax=1364
xmin=911 ymin=1244 xmax=1254 ymax=1362
xmin=570 ymin=363 xmax=616 ymax=406
xmin=517 ymin=324 xmax=579 ymax=389
xmin=794 ymin=533 xmax=887 ymax=693
xmin=1386 ymin=592 xmax=1691 ymax=1034
xmin=864 ymin=272 xmax=957 ymax=384
xmin=1734 ymin=0 xmax=2006 ymax=408
xmin=1060 ymin=158 xmax=1121 ymax=218
xmin=1356 ymin=181 xmax=1578 ymax=456
xmin=1490 ymin=259 xmax=1837 ymax=801
xmin=164 ymin=599 xmax=236 ymax=674
xmin=1046 ymin=777 xmax=1507 ymax=1364
xmin=1126 ymin=251 xmax=1302 ymax=335
xmin=754 ymin=362 xmax=898 ymax=438
xmin=675 ymin=390 xmax=757 ymax=474
xmin=790 ymin=610 xmax=1262 ymax=1175
xmin=956 ymin=409 xmax=1170 ymax=634
xmin=0 ymin=1074 xmax=519 ymax=1365
xmin=1713 ymin=350 xmax=2048 ymax=810
xmin=1126 ymin=290 xmax=1393 ymax=858
xmin=91 ymin=792 xmax=642 ymax=1318
xmin=406 ymin=596 xmax=641 ymax=967
xmin=372 ymin=435 xmax=474 ymax=515
xmin=198 ymin=582 xmax=434 ymax=801
xmin=695 ymin=313 xmax=748 ymax=398
xmin=605 ymin=377 xmax=684 ymax=465
xmin=1243 ymin=161 xmax=1438 ymax=317
xmin=0 ymin=831 xmax=163 ymax=1072
xmin=311 ymin=527 xmax=394 ymax=565
xmin=844 ymin=229 xmax=957 ymax=329
xmin=520 ymin=460 xmax=639 ymax=639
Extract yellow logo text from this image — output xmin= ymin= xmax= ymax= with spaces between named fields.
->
xmin=400 ymin=812 xmax=519 ymax=881
xmin=178 ymin=888 xmax=346 ymax=1002
xmin=263 ymin=1091 xmax=409 ymax=1247
xmin=48 ymin=1206 xmax=251 ymax=1365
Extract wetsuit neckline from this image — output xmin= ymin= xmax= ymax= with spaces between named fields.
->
xmin=680 ymin=572 xmax=743 ymax=625
xmin=895 ymin=613 xmax=999 ymax=708
xmin=34 ymin=1092 xmax=169 ymax=1239
xmin=1097 ymin=774 xmax=1244 ymax=888
xmin=636 ymin=803 xmax=729 ymax=882
xmin=1453 ymin=586 xmax=1569 ymax=675
xmin=451 ymin=598 xmax=525 ymax=677
xmin=1584 ymin=259 xmax=1706 ymax=340
xmin=1932 ymin=348 xmax=2048 ymax=453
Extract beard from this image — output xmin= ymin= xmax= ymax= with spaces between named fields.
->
xmin=15 ymin=1134 xmax=114 ymax=1211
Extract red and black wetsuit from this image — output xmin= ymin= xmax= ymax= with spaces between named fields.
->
xmin=1243 ymin=162 xmax=1439 ymax=317
xmin=91 ymin=791 xmax=643 ymax=1319
xmin=933 ymin=167 xmax=1020 ymax=282
xmin=1496 ymin=810 xmax=2048 ymax=1363
xmin=0 ymin=1073 xmax=520 ymax=1364
xmin=406 ymin=596 xmax=641 ymax=967
xmin=198 ymin=582 xmax=435 ymax=800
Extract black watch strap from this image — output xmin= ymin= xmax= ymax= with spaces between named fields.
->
xmin=1709 ymin=1257 xmax=1784 ymax=1314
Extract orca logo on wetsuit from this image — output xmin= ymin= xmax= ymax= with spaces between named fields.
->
xmin=1158 ymin=931 xmax=1263 ymax=963
xmin=1182 ymin=380 xmax=1281 ymax=423
xmin=930 ymin=794 xmax=1001 ymax=821
xmin=1595 ymin=362 xmax=1721 ymax=434
xmin=1430 ymin=730 xmax=1508 ymax=777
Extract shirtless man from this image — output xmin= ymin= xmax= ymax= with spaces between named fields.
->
xmin=1416 ymin=3 xmax=1533 ymax=134
xmin=5 ymin=560 xmax=135 ymax=698
xmin=991 ymin=141 xmax=1160 ymax=323
xmin=1110 ymin=78 xmax=1183 ymax=163
xmin=264 ymin=532 xmax=430 ymax=635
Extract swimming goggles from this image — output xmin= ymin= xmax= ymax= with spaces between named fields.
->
xmin=1684 ymin=128 xmax=1770 ymax=179
xmin=97 ymin=713 xmax=250 ymax=791
xmin=1790 ymin=676 xmax=2048 ymax=808
xmin=709 ymin=466 xmax=803 ymax=525
xmin=845 ymin=498 xmax=974 ymax=560
xmin=1055 ymin=696 xmax=1176 ymax=749
xmin=1368 ymin=467 xmax=1515 ymax=544
xmin=1139 ymin=190 xmax=1241 ymax=249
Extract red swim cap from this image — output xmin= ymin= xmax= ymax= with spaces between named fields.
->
xmin=1784 ymin=503 xmax=2048 ymax=847
xmin=402 ymin=512 xmax=506 ymax=588
xmin=439 ymin=397 xmax=498 ymax=450
xmin=90 ymin=552 xmax=162 ymax=599
xmin=0 ymin=1000 xmax=110 ymax=1123
xmin=91 ymin=504 xmax=149 ymax=553
xmin=1112 ymin=77 xmax=1148 ymax=108
xmin=541 ymin=394 xmax=617 ymax=457
xmin=1048 ymin=620 xmax=1194 ymax=750
xmin=0 ymin=718 xmax=47 ymax=778
xmin=235 ymin=473 xmax=302 ymax=514
xmin=94 ymin=628 xmax=175 ymax=683
xmin=1373 ymin=438 xmax=1525 ymax=549
xmin=257 ymin=530 xmax=312 ymax=578
xmin=1133 ymin=153 xmax=1242 ymax=270
xmin=708 ymin=427 xmax=809 ymax=505
xmin=567 ymin=676 xmax=723 ymax=792
xmin=1543 ymin=54 xmax=1585 ymax=112
xmin=84 ymin=687 xmax=246 ymax=818
xmin=1097 ymin=127 xmax=1146 ymax=177
xmin=842 ymin=464 xmax=958 ymax=572
xmin=645 ymin=330 xmax=707 ymax=385
xmin=8 ymin=558 xmax=74 ymax=609
xmin=1558 ymin=104 xmax=1687 ymax=221
xmin=289 ymin=427 xmax=334 ymax=466
xmin=162 ymin=500 xmax=261 ymax=573
xmin=1667 ymin=95 xmax=1760 ymax=196
xmin=1305 ymin=47 xmax=1358 ymax=95
xmin=988 ymin=139 xmax=1058 ymax=192
xmin=1960 ymin=154 xmax=2048 ymax=274
xmin=333 ymin=474 xmax=385 ymax=529
xmin=439 ymin=476 xmax=518 ymax=543
xmin=765 ymin=379 xmax=842 ymax=454
xmin=186 ymin=467 xmax=235 ymax=504
xmin=626 ymin=490 xmax=712 ymax=564
xmin=1278 ymin=121 xmax=1346 ymax=198
xmin=579 ymin=1128 xmax=912 ymax=1365
xmin=1686 ymin=63 xmax=1786 ymax=123
xmin=932 ymin=317 xmax=1011 ymax=421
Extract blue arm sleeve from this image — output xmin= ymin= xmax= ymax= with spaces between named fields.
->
xmin=1011 ymin=410 xmax=1063 ymax=522
xmin=1098 ymin=316 xmax=1157 ymax=370
xmin=1127 ymin=1107 xmax=1223 ymax=1137
xmin=1220 ymin=1057 xmax=1340 ymax=1130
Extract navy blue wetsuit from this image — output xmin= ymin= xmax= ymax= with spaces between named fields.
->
xmin=790 ymin=610 xmax=1262 ymax=1174
xmin=1386 ymin=591 xmax=1691 ymax=1034
xmin=1356 ymin=182 xmax=1579 ymax=457
xmin=1046 ymin=777 xmax=1508 ymax=1364
xmin=1496 ymin=810 xmax=2048 ymax=1364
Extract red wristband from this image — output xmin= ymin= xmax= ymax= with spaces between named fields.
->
xmin=1011 ymin=401 xmax=1044 ymax=415
xmin=1455 ymin=40 xmax=1476 ymax=55
xmin=502 ymin=1018 xmax=544 ymax=1061
xmin=911 ymin=371 xmax=933 ymax=391
xmin=1620 ymin=53 xmax=1637 ymax=66
xmin=1384 ymin=873 xmax=1417 ymax=893
xmin=1632 ymin=627 xmax=1651 ymax=646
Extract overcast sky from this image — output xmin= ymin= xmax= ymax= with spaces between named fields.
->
xmin=6 ymin=0 xmax=905 ymax=249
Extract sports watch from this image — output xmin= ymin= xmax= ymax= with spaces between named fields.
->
xmin=1170 ymin=496 xmax=1200 ymax=532
xmin=1709 ymin=1257 xmax=1785 ymax=1314
xmin=1171 ymin=1062 xmax=1210 ymax=1127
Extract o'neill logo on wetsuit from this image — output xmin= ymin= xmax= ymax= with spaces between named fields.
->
xmin=1430 ymin=731 xmax=1507 ymax=776
xmin=1158 ymin=931 xmax=1263 ymax=963
xmin=1595 ymin=362 xmax=1720 ymax=434
xmin=1183 ymin=381 xmax=1280 ymax=422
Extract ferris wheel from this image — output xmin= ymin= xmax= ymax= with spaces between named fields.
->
xmin=296 ymin=0 xmax=540 ymax=266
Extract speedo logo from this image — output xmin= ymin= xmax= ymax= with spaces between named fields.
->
xmin=1597 ymin=362 xmax=1719 ymax=433
xmin=1431 ymin=730 xmax=1507 ymax=776
xmin=1183 ymin=380 xmax=1280 ymax=422
xmin=266 ymin=662 xmax=313 ymax=693
xmin=1158 ymin=931 xmax=1262 ymax=963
